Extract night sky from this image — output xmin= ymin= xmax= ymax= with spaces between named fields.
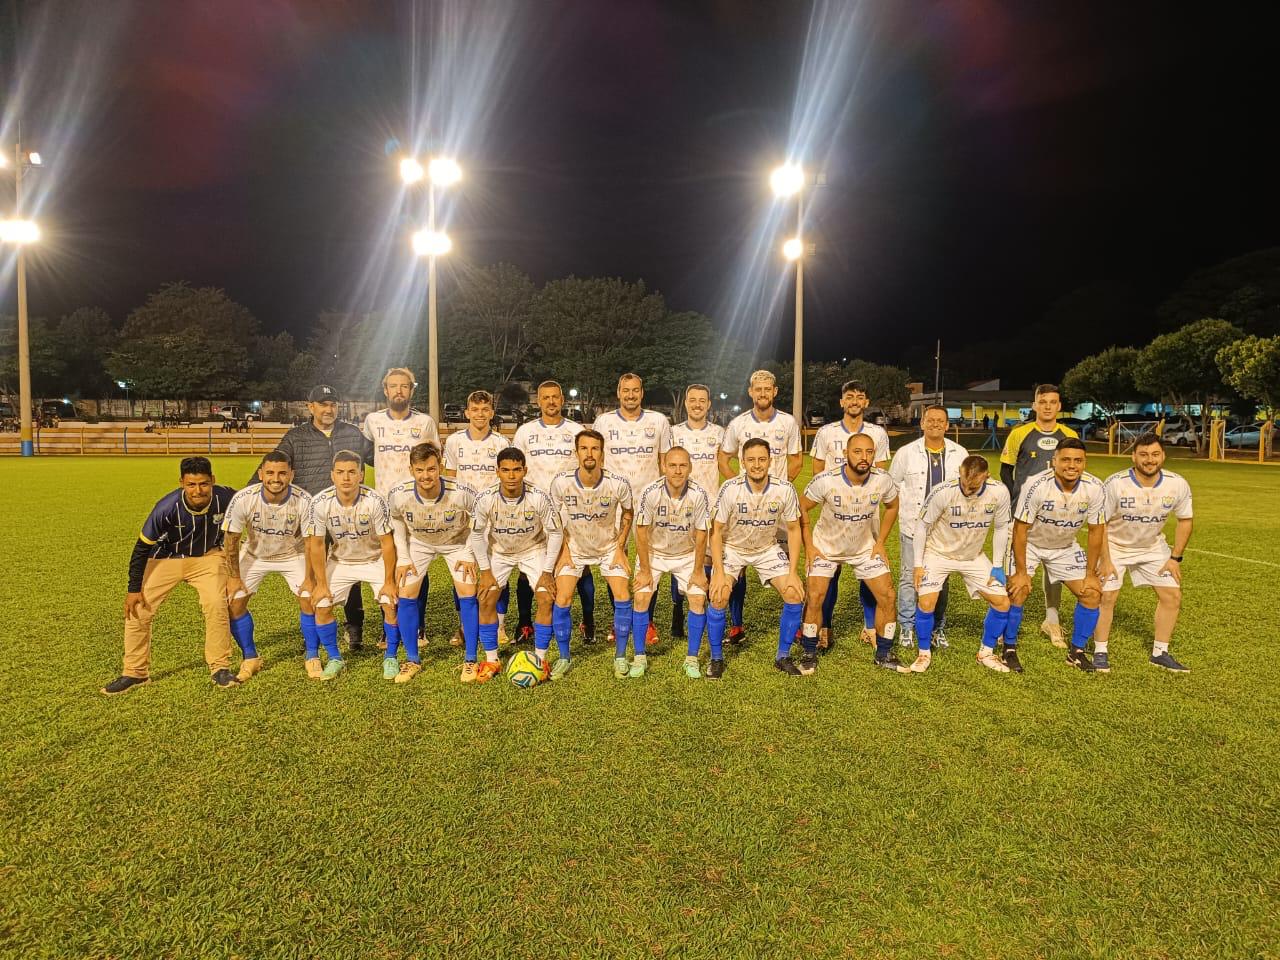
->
xmin=3 ymin=0 xmax=1275 ymax=381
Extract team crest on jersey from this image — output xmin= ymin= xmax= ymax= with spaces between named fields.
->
xmin=1077 ymin=502 xmax=1089 ymax=514
xmin=523 ymin=509 xmax=535 ymax=521
xmin=358 ymin=512 xmax=370 ymax=523
xmin=767 ymin=499 xmax=780 ymax=513
xmin=1161 ymin=495 xmax=1175 ymax=508
xmin=213 ymin=513 xmax=224 ymax=523
xmin=600 ymin=496 xmax=613 ymax=507
xmin=410 ymin=427 xmax=422 ymax=439
xmin=644 ymin=426 xmax=656 ymax=439
xmin=984 ymin=502 xmax=996 ymax=514
xmin=444 ymin=508 xmax=458 ymax=521
xmin=774 ymin=429 xmax=784 ymax=441
xmin=287 ymin=513 xmax=297 ymax=525
xmin=870 ymin=493 xmax=881 ymax=505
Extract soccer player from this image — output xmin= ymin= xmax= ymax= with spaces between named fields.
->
xmin=809 ymin=379 xmax=892 ymax=649
xmin=221 ymin=451 xmax=314 ymax=682
xmin=669 ymin=383 xmax=724 ymax=640
xmin=389 ymin=442 xmax=486 ymax=683
xmin=800 ymin=433 xmax=902 ymax=671
xmin=470 ymin=448 xmax=564 ymax=678
xmin=103 ymin=456 xmax=241 ymax=695
xmin=634 ymin=447 xmax=713 ymax=678
xmin=1005 ymin=438 xmax=1105 ymax=673
xmin=910 ymin=455 xmax=1013 ymax=674
xmin=708 ymin=438 xmax=806 ymax=676
xmin=1000 ymin=383 xmax=1078 ymax=646
xmin=1095 ymin=433 xmax=1193 ymax=672
xmin=549 ymin=430 xmax=638 ymax=677
xmin=303 ymin=452 xmax=399 ymax=680
xmin=888 ymin=404 xmax=967 ymax=651
xmin=362 ymin=367 xmax=441 ymax=495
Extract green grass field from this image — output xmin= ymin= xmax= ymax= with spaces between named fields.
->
xmin=1 ymin=454 xmax=1277 ymax=959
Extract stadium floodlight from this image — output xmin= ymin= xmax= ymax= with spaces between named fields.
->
xmin=0 ymin=219 xmax=40 ymax=245
xmin=568 ymin=387 xmax=579 ymax=398
xmin=400 ymin=157 xmax=425 ymax=185
xmin=782 ymin=236 xmax=804 ymax=262
xmin=770 ymin=163 xmax=805 ymax=198
xmin=27 ymin=152 xmax=42 ymax=167
xmin=719 ymin=392 xmax=727 ymax=400
xmin=428 ymin=156 xmax=462 ymax=187
xmin=411 ymin=228 xmax=452 ymax=257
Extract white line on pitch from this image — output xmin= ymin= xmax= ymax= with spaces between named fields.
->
xmin=1185 ymin=548 xmax=1280 ymax=569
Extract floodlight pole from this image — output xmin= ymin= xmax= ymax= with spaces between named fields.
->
xmin=427 ymin=182 xmax=440 ymax=423
xmin=14 ymin=140 xmax=33 ymax=457
xmin=792 ymin=193 xmax=805 ymax=424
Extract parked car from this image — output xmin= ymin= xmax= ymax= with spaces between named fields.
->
xmin=442 ymin=403 xmax=465 ymax=423
xmin=1160 ymin=423 xmax=1199 ymax=447
xmin=214 ymin=404 xmax=261 ymax=422
xmin=1223 ymin=424 xmax=1265 ymax=449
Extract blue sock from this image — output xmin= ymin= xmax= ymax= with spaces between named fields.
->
xmin=397 ymin=597 xmax=420 ymax=662
xmin=728 ymin=573 xmax=746 ymax=627
xmin=496 ymin=583 xmax=510 ymax=617
xmin=981 ymin=607 xmax=1009 ymax=652
xmin=1072 ymin=605 xmax=1100 ymax=649
xmin=300 ymin=612 xmax=319 ymax=658
xmin=1004 ymin=604 xmax=1025 ymax=647
xmin=384 ymin=619 xmax=401 ymax=658
xmin=578 ymin=575 xmax=596 ymax=629
xmin=631 ymin=605 xmax=650 ymax=656
xmin=230 ymin=612 xmax=257 ymax=658
xmin=915 ymin=608 xmax=935 ymax=652
xmin=614 ymin=600 xmax=634 ymax=656
xmin=533 ymin=621 xmax=554 ymax=659
xmin=777 ymin=603 xmax=804 ymax=660
xmin=460 ymin=596 xmax=481 ymax=660
xmin=707 ymin=605 xmax=726 ymax=660
xmin=859 ymin=580 xmax=876 ymax=630
xmin=875 ymin=634 xmax=892 ymax=659
xmin=801 ymin=626 xmax=819 ymax=657
xmin=822 ymin=573 xmax=839 ymax=628
xmin=480 ymin=620 xmax=500 ymax=658
xmin=552 ymin=603 xmax=573 ymax=659
xmin=318 ymin=620 xmax=341 ymax=660
xmin=686 ymin=609 xmax=706 ymax=657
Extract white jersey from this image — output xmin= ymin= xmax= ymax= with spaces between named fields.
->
xmin=512 ymin=418 xmax=584 ymax=494
xmin=917 ymin=478 xmax=1011 ymax=564
xmin=1103 ymin=468 xmax=1192 ymax=553
xmin=221 ymin=483 xmax=311 ymax=561
xmin=636 ymin=478 xmax=711 ymax=559
xmin=810 ymin=419 xmax=890 ymax=468
xmin=721 ymin=408 xmax=802 ymax=480
xmin=1015 ymin=471 xmax=1106 ymax=551
xmin=672 ymin=420 xmax=725 ymax=495
xmin=803 ymin=467 xmax=898 ymax=559
xmin=549 ymin=469 xmax=633 ymax=558
xmin=593 ymin=408 xmax=673 ymax=493
xmin=442 ymin=428 xmax=507 ymax=486
xmin=470 ymin=483 xmax=561 ymax=560
xmin=361 ymin=408 xmax=440 ymax=494
xmin=304 ymin=485 xmax=392 ymax=564
xmin=712 ymin=476 xmax=802 ymax=554
xmin=386 ymin=477 xmax=476 ymax=554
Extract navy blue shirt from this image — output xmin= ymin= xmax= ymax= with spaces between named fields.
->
xmin=140 ymin=486 xmax=237 ymax=559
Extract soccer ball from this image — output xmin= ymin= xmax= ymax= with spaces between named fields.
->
xmin=507 ymin=650 xmax=548 ymax=689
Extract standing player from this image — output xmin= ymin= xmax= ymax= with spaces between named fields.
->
xmin=362 ymin=367 xmax=441 ymax=495
xmin=549 ymin=430 xmax=637 ymax=678
xmin=1095 ymin=433 xmax=1193 ymax=673
xmin=809 ymin=380 xmax=891 ymax=648
xmin=303 ymin=452 xmax=399 ymax=680
xmin=469 ymin=449 xmax=564 ymax=678
xmin=707 ymin=438 xmax=807 ymax=676
xmin=633 ymin=447 xmax=712 ymax=678
xmin=102 ymin=456 xmax=241 ymax=694
xmin=800 ymin=434 xmax=902 ymax=671
xmin=1000 ymin=383 xmax=1078 ymax=646
xmin=669 ymin=384 xmax=724 ymax=641
xmin=1005 ymin=439 xmax=1105 ymax=673
xmin=910 ymin=456 xmax=1013 ymax=674
xmin=222 ymin=451 xmax=314 ymax=682
xmin=389 ymin=442 xmax=487 ymax=683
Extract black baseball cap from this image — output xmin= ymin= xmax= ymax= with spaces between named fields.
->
xmin=308 ymin=384 xmax=339 ymax=403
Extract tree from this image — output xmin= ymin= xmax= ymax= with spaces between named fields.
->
xmin=54 ymin=307 xmax=117 ymax=397
xmin=1158 ymin=248 xmax=1280 ymax=336
xmin=449 ymin=263 xmax=538 ymax=392
xmin=1133 ymin=318 xmax=1243 ymax=454
xmin=245 ymin=331 xmax=299 ymax=400
xmin=627 ymin=310 xmax=718 ymax=417
xmin=1217 ymin=335 xmax=1280 ymax=453
xmin=107 ymin=332 xmax=251 ymax=415
xmin=845 ymin=360 xmax=911 ymax=412
xmin=0 ymin=315 xmax=67 ymax=399
xmin=120 ymin=282 xmax=258 ymax=343
xmin=1061 ymin=346 xmax=1145 ymax=421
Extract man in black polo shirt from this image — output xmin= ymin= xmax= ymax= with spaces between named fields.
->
xmin=102 ymin=456 xmax=241 ymax=694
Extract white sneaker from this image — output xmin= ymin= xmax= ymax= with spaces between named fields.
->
xmin=977 ymin=649 xmax=1011 ymax=672
xmin=1041 ymin=620 xmax=1066 ymax=648
xmin=898 ymin=625 xmax=915 ymax=649
xmin=933 ymin=628 xmax=949 ymax=649
xmin=859 ymin=627 xmax=876 ymax=646
xmin=909 ymin=652 xmax=932 ymax=673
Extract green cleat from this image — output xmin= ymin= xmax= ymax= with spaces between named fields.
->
xmin=321 ymin=659 xmax=345 ymax=681
xmin=628 ymin=655 xmax=648 ymax=679
xmin=382 ymin=657 xmax=400 ymax=681
xmin=683 ymin=656 xmax=701 ymax=679
xmin=614 ymin=657 xmax=630 ymax=679
xmin=550 ymin=658 xmax=572 ymax=681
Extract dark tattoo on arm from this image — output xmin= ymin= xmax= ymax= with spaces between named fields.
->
xmin=224 ymin=534 xmax=242 ymax=577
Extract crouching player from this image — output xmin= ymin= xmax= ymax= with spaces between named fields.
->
xmin=388 ymin=442 xmax=484 ymax=683
xmin=1006 ymin=439 xmax=1105 ymax=673
xmin=303 ymin=451 xmax=399 ymax=680
xmin=470 ymin=449 xmax=564 ymax=678
xmin=222 ymin=450 xmax=314 ymax=681
xmin=911 ymin=456 xmax=1012 ymax=673
xmin=1095 ymin=433 xmax=1193 ymax=672
xmin=801 ymin=433 xmax=902 ymax=672
xmin=708 ymin=438 xmax=806 ymax=676
xmin=633 ymin=446 xmax=712 ymax=678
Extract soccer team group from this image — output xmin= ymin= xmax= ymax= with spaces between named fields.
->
xmin=101 ymin=368 xmax=1194 ymax=695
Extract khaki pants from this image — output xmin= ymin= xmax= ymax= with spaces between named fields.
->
xmin=123 ymin=551 xmax=233 ymax=678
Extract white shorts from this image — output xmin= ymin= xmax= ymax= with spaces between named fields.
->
xmin=723 ymin=543 xmax=791 ymax=585
xmin=808 ymin=552 xmax=890 ymax=582
xmin=1103 ymin=545 xmax=1179 ymax=592
xmin=490 ymin=549 xmax=553 ymax=592
xmin=919 ymin=552 xmax=1006 ymax=599
xmin=638 ymin=553 xmax=706 ymax=597
xmin=322 ymin=559 xmax=392 ymax=607
xmin=1015 ymin=542 xmax=1088 ymax=584
xmin=557 ymin=544 xmax=629 ymax=580
xmin=402 ymin=540 xmax=476 ymax=587
xmin=238 ymin=553 xmax=307 ymax=597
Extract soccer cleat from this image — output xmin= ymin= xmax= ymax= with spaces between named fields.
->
xmin=418 ymin=628 xmax=428 ymax=648
xmin=581 ymin=624 xmax=597 ymax=645
xmin=460 ymin=661 xmax=479 ymax=683
xmin=628 ymin=657 xmax=648 ymax=679
xmin=236 ymin=657 xmax=263 ymax=683
xmin=1066 ymin=648 xmax=1096 ymax=672
xmin=774 ymin=657 xmax=803 ymax=676
xmin=1041 ymin=620 xmax=1066 ymax=648
xmin=394 ymin=662 xmax=422 ymax=684
xmin=550 ymin=658 xmax=572 ymax=681
xmin=977 ymin=649 xmax=1010 ymax=673
xmin=476 ymin=661 xmax=502 ymax=683
xmin=100 ymin=675 xmax=149 ymax=696
xmin=859 ymin=627 xmax=876 ymax=646
xmin=517 ymin=625 xmax=535 ymax=645
xmin=498 ymin=627 xmax=510 ymax=648
xmin=211 ymin=668 xmax=242 ymax=688
xmin=933 ymin=628 xmax=949 ymax=649
xmin=344 ymin=622 xmax=363 ymax=651
xmin=874 ymin=652 xmax=908 ymax=673
xmin=908 ymin=652 xmax=932 ymax=673
xmin=383 ymin=657 xmax=400 ymax=681
xmin=450 ymin=626 xmax=464 ymax=647
xmin=705 ymin=658 xmax=725 ymax=679
xmin=1150 ymin=651 xmax=1189 ymax=673
xmin=305 ymin=657 xmax=323 ymax=680
xmin=645 ymin=623 xmax=659 ymax=648
xmin=1092 ymin=650 xmax=1111 ymax=673
xmin=683 ymin=657 xmax=701 ymax=679
xmin=607 ymin=627 xmax=617 ymax=646
xmin=614 ymin=657 xmax=630 ymax=679
xmin=798 ymin=654 xmax=818 ymax=676
xmin=898 ymin=625 xmax=915 ymax=649
xmin=727 ymin=625 xmax=746 ymax=646
xmin=817 ymin=627 xmax=831 ymax=652
xmin=1002 ymin=647 xmax=1024 ymax=673
xmin=320 ymin=659 xmax=345 ymax=681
